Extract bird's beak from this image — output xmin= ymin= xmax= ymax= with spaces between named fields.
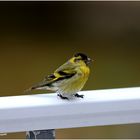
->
xmin=86 ymin=57 xmax=93 ymax=64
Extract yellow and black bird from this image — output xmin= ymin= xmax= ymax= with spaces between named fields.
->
xmin=30 ymin=53 xmax=93 ymax=99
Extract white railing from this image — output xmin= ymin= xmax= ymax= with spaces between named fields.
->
xmin=0 ymin=87 xmax=140 ymax=134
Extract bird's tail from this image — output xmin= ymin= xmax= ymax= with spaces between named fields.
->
xmin=23 ymin=81 xmax=47 ymax=94
xmin=30 ymin=80 xmax=50 ymax=90
xmin=24 ymin=80 xmax=57 ymax=94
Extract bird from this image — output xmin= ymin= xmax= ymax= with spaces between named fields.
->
xmin=29 ymin=53 xmax=93 ymax=99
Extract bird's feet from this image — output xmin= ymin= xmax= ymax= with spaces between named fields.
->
xmin=57 ymin=94 xmax=69 ymax=100
xmin=74 ymin=93 xmax=84 ymax=98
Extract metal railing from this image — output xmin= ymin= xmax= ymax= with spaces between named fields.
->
xmin=0 ymin=87 xmax=140 ymax=139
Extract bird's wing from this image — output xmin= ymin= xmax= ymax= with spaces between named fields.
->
xmin=45 ymin=61 xmax=77 ymax=83
xmin=45 ymin=69 xmax=76 ymax=83
xmin=31 ymin=62 xmax=76 ymax=90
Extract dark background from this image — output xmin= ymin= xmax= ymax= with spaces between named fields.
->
xmin=0 ymin=2 xmax=140 ymax=139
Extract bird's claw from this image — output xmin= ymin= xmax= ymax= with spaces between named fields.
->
xmin=57 ymin=94 xmax=69 ymax=100
xmin=74 ymin=93 xmax=84 ymax=98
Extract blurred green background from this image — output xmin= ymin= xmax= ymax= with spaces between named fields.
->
xmin=0 ymin=1 xmax=140 ymax=139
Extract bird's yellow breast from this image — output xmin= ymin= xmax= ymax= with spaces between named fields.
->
xmin=79 ymin=65 xmax=90 ymax=77
xmin=62 ymin=65 xmax=90 ymax=94
xmin=56 ymin=64 xmax=90 ymax=96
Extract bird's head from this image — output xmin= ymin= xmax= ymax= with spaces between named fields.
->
xmin=70 ymin=53 xmax=93 ymax=66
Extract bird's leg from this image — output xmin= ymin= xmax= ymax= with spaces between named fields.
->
xmin=57 ymin=94 xmax=69 ymax=100
xmin=74 ymin=93 xmax=84 ymax=98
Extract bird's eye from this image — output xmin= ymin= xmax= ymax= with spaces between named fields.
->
xmin=74 ymin=58 xmax=81 ymax=62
